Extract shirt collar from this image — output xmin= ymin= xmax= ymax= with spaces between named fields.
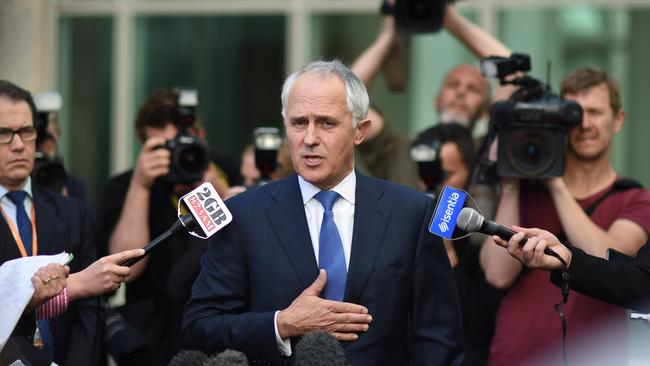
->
xmin=298 ymin=170 xmax=356 ymax=205
xmin=0 ymin=177 xmax=33 ymax=200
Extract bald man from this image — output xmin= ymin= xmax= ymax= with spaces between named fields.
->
xmin=351 ymin=5 xmax=505 ymax=189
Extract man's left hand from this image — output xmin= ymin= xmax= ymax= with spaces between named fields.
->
xmin=27 ymin=263 xmax=69 ymax=311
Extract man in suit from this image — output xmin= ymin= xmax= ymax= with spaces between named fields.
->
xmin=0 ymin=79 xmax=101 ymax=366
xmin=183 ymin=60 xmax=463 ymax=365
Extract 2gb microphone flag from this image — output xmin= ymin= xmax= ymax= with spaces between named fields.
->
xmin=179 ymin=182 xmax=233 ymax=239
xmin=429 ymin=186 xmax=467 ymax=239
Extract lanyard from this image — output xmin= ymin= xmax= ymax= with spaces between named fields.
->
xmin=0 ymin=205 xmax=38 ymax=257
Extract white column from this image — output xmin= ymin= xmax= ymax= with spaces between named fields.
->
xmin=0 ymin=0 xmax=49 ymax=91
xmin=286 ymin=0 xmax=310 ymax=74
xmin=110 ymin=0 xmax=135 ymax=174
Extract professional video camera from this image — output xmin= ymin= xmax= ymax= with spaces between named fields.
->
xmin=479 ymin=53 xmax=583 ymax=179
xmin=390 ymin=0 xmax=459 ymax=33
xmin=253 ymin=127 xmax=283 ymax=185
xmin=32 ymin=92 xmax=68 ymax=193
xmin=163 ymin=89 xmax=210 ymax=185
xmin=380 ymin=0 xmax=459 ymax=91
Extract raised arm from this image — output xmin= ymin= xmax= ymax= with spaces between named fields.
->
xmin=351 ymin=13 xmax=397 ymax=89
xmin=107 ymin=137 xmax=170 ymax=280
xmin=479 ymin=179 xmax=524 ymax=288
xmin=444 ymin=5 xmax=517 ymax=101
xmin=444 ymin=6 xmax=510 ymax=59
xmin=545 ymin=177 xmax=649 ymax=258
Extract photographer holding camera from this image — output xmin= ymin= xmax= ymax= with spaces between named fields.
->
xmin=351 ymin=2 xmax=513 ymax=192
xmin=100 ymin=88 xmax=233 ymax=365
xmin=479 ymin=68 xmax=650 ymax=365
xmin=32 ymin=91 xmax=88 ymax=201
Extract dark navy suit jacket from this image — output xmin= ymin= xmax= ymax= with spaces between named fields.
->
xmin=0 ymin=186 xmax=102 ymax=366
xmin=183 ymin=173 xmax=463 ymax=365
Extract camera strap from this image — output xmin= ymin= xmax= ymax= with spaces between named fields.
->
xmin=554 ymin=177 xmax=642 ymax=366
xmin=555 ymin=270 xmax=570 ymax=366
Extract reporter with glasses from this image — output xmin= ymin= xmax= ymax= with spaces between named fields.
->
xmin=0 ymin=80 xmax=144 ymax=366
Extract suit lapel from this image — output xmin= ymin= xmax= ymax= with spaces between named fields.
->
xmin=266 ymin=175 xmax=319 ymax=288
xmin=345 ymin=173 xmax=391 ymax=303
xmin=33 ymin=188 xmax=55 ymax=255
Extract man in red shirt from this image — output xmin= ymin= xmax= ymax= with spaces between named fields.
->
xmin=480 ymin=68 xmax=650 ymax=365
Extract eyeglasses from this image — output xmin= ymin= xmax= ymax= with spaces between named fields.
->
xmin=0 ymin=127 xmax=37 ymax=144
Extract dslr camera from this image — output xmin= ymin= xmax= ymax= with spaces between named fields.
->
xmin=162 ymin=89 xmax=210 ymax=185
xmin=32 ymin=92 xmax=68 ymax=193
xmin=480 ymin=53 xmax=583 ymax=179
xmin=410 ymin=133 xmax=443 ymax=196
xmin=253 ymin=127 xmax=283 ymax=185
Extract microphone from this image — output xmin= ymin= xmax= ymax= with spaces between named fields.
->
xmin=167 ymin=350 xmax=208 ymax=366
xmin=120 ymin=182 xmax=233 ymax=267
xmin=294 ymin=331 xmax=349 ymax=366
xmin=204 ymin=349 xmax=249 ymax=366
xmin=121 ymin=213 xmax=195 ymax=267
xmin=456 ymin=207 xmax=565 ymax=264
xmin=456 ymin=207 xmax=529 ymax=245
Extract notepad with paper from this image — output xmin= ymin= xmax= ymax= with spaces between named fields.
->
xmin=0 ymin=252 xmax=71 ymax=352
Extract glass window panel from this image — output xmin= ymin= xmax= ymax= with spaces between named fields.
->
xmin=135 ymin=16 xmax=285 ymax=185
xmin=57 ymin=17 xmax=113 ymax=213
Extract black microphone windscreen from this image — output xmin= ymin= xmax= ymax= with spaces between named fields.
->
xmin=294 ymin=331 xmax=348 ymax=366
xmin=205 ymin=349 xmax=249 ymax=366
xmin=456 ymin=207 xmax=483 ymax=232
xmin=168 ymin=350 xmax=208 ymax=366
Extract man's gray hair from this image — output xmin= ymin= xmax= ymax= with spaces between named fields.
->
xmin=281 ymin=60 xmax=369 ymax=127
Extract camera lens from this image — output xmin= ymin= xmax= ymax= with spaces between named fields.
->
xmin=523 ymin=140 xmax=541 ymax=163
xmin=506 ymin=129 xmax=558 ymax=178
xmin=164 ymin=133 xmax=209 ymax=184
xmin=177 ymin=144 xmax=207 ymax=175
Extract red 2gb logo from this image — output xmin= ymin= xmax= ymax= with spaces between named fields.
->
xmin=180 ymin=183 xmax=233 ymax=239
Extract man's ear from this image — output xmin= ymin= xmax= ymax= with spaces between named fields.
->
xmin=354 ymin=119 xmax=372 ymax=146
xmin=613 ymin=108 xmax=625 ymax=134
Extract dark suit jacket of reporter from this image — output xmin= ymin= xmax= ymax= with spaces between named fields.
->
xmin=0 ymin=185 xmax=102 ymax=366
xmin=551 ymin=241 xmax=650 ymax=312
xmin=183 ymin=172 xmax=464 ymax=366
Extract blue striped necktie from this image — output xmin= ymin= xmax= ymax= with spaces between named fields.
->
xmin=6 ymin=191 xmax=53 ymax=354
xmin=314 ymin=190 xmax=347 ymax=301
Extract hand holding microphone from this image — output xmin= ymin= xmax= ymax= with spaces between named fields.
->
xmin=491 ymin=226 xmax=572 ymax=271
xmin=68 ymin=249 xmax=145 ymax=300
xmin=456 ymin=207 xmax=569 ymax=269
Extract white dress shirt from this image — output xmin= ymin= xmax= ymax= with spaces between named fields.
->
xmin=274 ymin=170 xmax=357 ymax=356
xmin=0 ymin=177 xmax=34 ymax=228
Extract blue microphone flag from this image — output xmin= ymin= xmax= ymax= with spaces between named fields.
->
xmin=429 ymin=186 xmax=467 ymax=239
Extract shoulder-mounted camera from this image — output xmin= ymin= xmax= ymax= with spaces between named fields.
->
xmin=479 ymin=53 xmax=583 ymax=179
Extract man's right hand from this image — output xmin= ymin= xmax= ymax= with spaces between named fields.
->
xmin=68 ymin=248 xmax=145 ymax=301
xmin=277 ymin=269 xmax=372 ymax=341
xmin=132 ymin=136 xmax=171 ymax=189
xmin=492 ymin=226 xmax=572 ymax=270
